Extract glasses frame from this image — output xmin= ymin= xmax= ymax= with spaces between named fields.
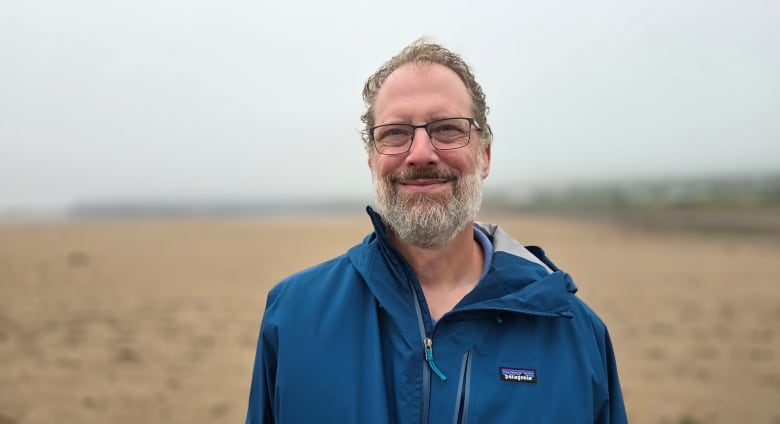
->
xmin=368 ymin=117 xmax=482 ymax=155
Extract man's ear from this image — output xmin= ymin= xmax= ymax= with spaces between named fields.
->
xmin=481 ymin=144 xmax=492 ymax=179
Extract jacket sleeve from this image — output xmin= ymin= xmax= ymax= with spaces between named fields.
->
xmin=245 ymin=287 xmax=282 ymax=424
xmin=594 ymin=327 xmax=628 ymax=424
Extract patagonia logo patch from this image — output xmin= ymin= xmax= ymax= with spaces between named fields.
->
xmin=499 ymin=367 xmax=537 ymax=384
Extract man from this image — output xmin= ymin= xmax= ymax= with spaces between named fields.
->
xmin=246 ymin=40 xmax=627 ymax=423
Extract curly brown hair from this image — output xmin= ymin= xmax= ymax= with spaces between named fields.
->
xmin=361 ymin=39 xmax=493 ymax=151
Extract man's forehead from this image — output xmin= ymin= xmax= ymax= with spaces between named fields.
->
xmin=373 ymin=62 xmax=472 ymax=118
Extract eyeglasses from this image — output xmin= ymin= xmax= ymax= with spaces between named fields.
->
xmin=368 ymin=117 xmax=481 ymax=155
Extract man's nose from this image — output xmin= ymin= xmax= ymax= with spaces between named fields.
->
xmin=405 ymin=127 xmax=439 ymax=165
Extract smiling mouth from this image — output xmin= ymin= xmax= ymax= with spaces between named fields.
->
xmin=399 ymin=178 xmax=451 ymax=186
xmin=394 ymin=177 xmax=456 ymax=195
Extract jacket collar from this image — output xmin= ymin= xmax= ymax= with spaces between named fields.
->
xmin=348 ymin=207 xmax=575 ymax=319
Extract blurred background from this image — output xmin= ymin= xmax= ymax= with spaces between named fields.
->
xmin=1 ymin=1 xmax=779 ymax=423
xmin=1 ymin=0 xmax=778 ymax=217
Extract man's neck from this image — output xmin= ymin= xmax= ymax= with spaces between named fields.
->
xmin=389 ymin=223 xmax=484 ymax=319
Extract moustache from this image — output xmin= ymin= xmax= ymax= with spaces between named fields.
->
xmin=388 ymin=167 xmax=459 ymax=184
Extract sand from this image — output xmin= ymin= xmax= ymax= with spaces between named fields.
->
xmin=0 ymin=214 xmax=778 ymax=423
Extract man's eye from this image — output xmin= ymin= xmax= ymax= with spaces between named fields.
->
xmin=378 ymin=127 xmax=411 ymax=141
xmin=432 ymin=125 xmax=458 ymax=133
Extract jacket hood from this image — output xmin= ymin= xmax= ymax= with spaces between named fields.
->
xmin=348 ymin=207 xmax=576 ymax=320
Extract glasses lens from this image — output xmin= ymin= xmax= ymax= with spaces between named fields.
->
xmin=428 ymin=118 xmax=471 ymax=149
xmin=373 ymin=124 xmax=413 ymax=154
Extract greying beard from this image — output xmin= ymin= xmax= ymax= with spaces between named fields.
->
xmin=371 ymin=154 xmax=484 ymax=248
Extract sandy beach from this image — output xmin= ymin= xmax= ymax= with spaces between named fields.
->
xmin=1 ymin=213 xmax=778 ymax=423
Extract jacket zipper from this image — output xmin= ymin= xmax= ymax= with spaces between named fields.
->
xmin=453 ymin=349 xmax=473 ymax=424
xmin=410 ymin=280 xmax=433 ymax=424
xmin=414 ymin=296 xmax=448 ymax=424
xmin=424 ymin=337 xmax=448 ymax=381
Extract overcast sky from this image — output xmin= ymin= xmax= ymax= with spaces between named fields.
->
xmin=1 ymin=0 xmax=778 ymax=210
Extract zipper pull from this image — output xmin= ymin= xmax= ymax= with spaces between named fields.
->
xmin=424 ymin=337 xmax=447 ymax=381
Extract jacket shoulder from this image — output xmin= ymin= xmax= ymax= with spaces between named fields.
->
xmin=567 ymin=293 xmax=610 ymax=334
xmin=266 ymin=252 xmax=357 ymax=309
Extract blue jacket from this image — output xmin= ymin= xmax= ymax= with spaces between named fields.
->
xmin=247 ymin=209 xmax=627 ymax=423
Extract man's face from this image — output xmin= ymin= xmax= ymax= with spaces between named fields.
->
xmin=368 ymin=63 xmax=491 ymax=248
